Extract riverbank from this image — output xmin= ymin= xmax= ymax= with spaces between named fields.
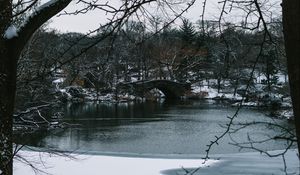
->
xmin=14 ymin=149 xmax=299 ymax=175
xmin=56 ymin=82 xmax=294 ymax=120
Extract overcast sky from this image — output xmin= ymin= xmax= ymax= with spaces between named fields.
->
xmin=46 ymin=0 xmax=214 ymax=33
xmin=46 ymin=0 xmax=281 ymax=33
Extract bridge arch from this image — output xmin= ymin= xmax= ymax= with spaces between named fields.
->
xmin=118 ymin=80 xmax=191 ymax=99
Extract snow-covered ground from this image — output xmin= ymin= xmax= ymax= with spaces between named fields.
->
xmin=190 ymin=77 xmax=294 ymax=120
xmin=14 ymin=149 xmax=299 ymax=175
xmin=14 ymin=151 xmax=216 ymax=175
xmin=191 ymin=84 xmax=243 ymax=100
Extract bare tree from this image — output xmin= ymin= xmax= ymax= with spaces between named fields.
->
xmin=0 ymin=0 xmax=197 ymax=174
xmin=1 ymin=0 xmax=298 ymax=174
xmin=193 ymin=0 xmax=300 ymax=173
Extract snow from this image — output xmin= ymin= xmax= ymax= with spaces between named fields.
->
xmin=14 ymin=151 xmax=217 ymax=175
xmin=53 ymin=78 xmax=65 ymax=89
xmin=278 ymin=110 xmax=294 ymax=120
xmin=255 ymin=72 xmax=288 ymax=84
xmin=277 ymin=73 xmax=288 ymax=84
xmin=16 ymin=0 xmax=61 ymax=33
xmin=36 ymin=0 xmax=59 ymax=13
xmin=131 ymin=77 xmax=138 ymax=82
xmin=3 ymin=25 xmax=18 ymax=39
xmin=53 ymin=78 xmax=65 ymax=83
xmin=191 ymin=85 xmax=242 ymax=100
xmin=232 ymin=101 xmax=258 ymax=107
xmin=14 ymin=149 xmax=299 ymax=175
xmin=255 ymin=74 xmax=266 ymax=84
xmin=3 ymin=0 xmax=63 ymax=40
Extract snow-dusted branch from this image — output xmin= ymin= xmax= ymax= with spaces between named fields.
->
xmin=15 ymin=0 xmax=72 ymax=51
xmin=13 ymin=104 xmax=51 ymax=118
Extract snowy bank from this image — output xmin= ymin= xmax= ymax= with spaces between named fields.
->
xmin=14 ymin=151 xmax=216 ymax=175
xmin=191 ymin=84 xmax=242 ymax=101
xmin=14 ymin=149 xmax=299 ymax=175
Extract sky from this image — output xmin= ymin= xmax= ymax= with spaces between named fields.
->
xmin=46 ymin=0 xmax=281 ymax=34
xmin=47 ymin=0 xmax=219 ymax=33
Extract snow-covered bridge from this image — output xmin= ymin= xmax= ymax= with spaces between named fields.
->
xmin=118 ymin=80 xmax=191 ymax=99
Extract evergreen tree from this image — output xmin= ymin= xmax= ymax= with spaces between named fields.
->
xmin=180 ymin=19 xmax=196 ymax=44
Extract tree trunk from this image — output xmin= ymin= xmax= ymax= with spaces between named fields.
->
xmin=0 ymin=0 xmax=72 ymax=174
xmin=282 ymin=0 xmax=300 ymax=151
xmin=0 ymin=0 xmax=14 ymax=174
xmin=0 ymin=40 xmax=18 ymax=175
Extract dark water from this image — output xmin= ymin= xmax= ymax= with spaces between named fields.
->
xmin=22 ymin=100 xmax=294 ymax=156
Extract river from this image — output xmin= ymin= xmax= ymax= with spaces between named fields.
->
xmin=22 ymin=100 xmax=294 ymax=157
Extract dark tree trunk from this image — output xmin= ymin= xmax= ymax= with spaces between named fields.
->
xmin=282 ymin=0 xmax=300 ymax=151
xmin=0 ymin=40 xmax=18 ymax=175
xmin=217 ymin=77 xmax=221 ymax=93
xmin=0 ymin=0 xmax=14 ymax=174
xmin=0 ymin=0 xmax=72 ymax=174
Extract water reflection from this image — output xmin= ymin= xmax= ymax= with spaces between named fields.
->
xmin=64 ymin=101 xmax=167 ymax=126
xmin=21 ymin=100 xmax=294 ymax=156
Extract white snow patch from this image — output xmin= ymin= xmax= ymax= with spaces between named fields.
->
xmin=277 ymin=73 xmax=288 ymax=83
xmin=279 ymin=110 xmax=294 ymax=120
xmin=59 ymin=88 xmax=66 ymax=93
xmin=52 ymin=78 xmax=65 ymax=89
xmin=199 ymin=86 xmax=219 ymax=98
xmin=131 ymin=77 xmax=138 ymax=82
xmin=33 ymin=0 xmax=61 ymax=15
xmin=191 ymin=85 xmax=242 ymax=100
xmin=14 ymin=151 xmax=216 ymax=175
xmin=255 ymin=74 xmax=267 ymax=83
xmin=4 ymin=25 xmax=18 ymax=39
xmin=53 ymin=78 xmax=65 ymax=84
xmin=14 ymin=149 xmax=299 ymax=175
xmin=232 ymin=101 xmax=258 ymax=107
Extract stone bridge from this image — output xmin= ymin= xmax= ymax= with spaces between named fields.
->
xmin=117 ymin=80 xmax=191 ymax=99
